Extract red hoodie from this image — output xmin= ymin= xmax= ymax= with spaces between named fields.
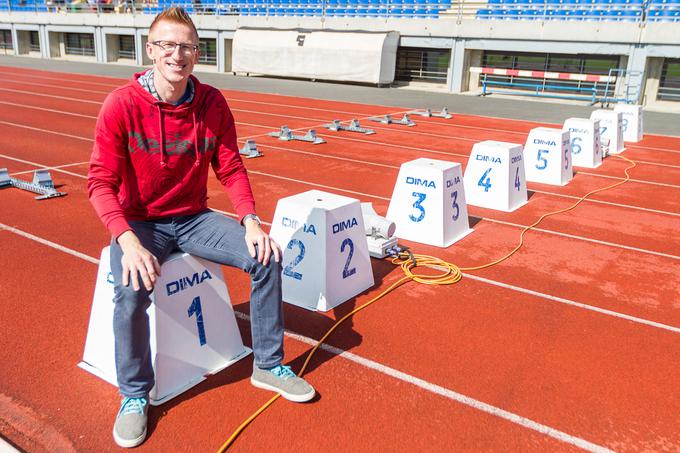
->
xmin=88 ymin=72 xmax=256 ymax=238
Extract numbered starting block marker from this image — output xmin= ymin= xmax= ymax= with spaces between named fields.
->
xmin=323 ymin=119 xmax=375 ymax=135
xmin=386 ymin=158 xmax=472 ymax=247
xmin=268 ymin=126 xmax=326 ymax=144
xmin=562 ymin=118 xmax=602 ymax=169
xmin=79 ymin=248 xmax=251 ymax=405
xmin=239 ymin=140 xmax=263 ymax=158
xmin=0 ymin=167 xmax=67 ymax=200
xmin=614 ymin=104 xmax=644 ymax=142
xmin=368 ymin=114 xmax=416 ymax=127
xmin=590 ymin=109 xmax=624 ymax=154
xmin=464 ymin=141 xmax=527 ymax=212
xmin=523 ymin=127 xmax=573 ymax=186
xmin=408 ymin=108 xmax=452 ymax=119
xmin=269 ymin=190 xmax=375 ymax=312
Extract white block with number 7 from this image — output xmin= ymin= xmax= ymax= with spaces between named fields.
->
xmin=269 ymin=190 xmax=375 ymax=312
xmin=590 ymin=109 xmax=625 ymax=154
xmin=523 ymin=127 xmax=573 ymax=186
xmin=79 ymin=247 xmax=251 ymax=406
xmin=563 ymin=118 xmax=602 ymax=168
xmin=386 ymin=158 xmax=472 ymax=247
xmin=463 ymin=141 xmax=528 ymax=212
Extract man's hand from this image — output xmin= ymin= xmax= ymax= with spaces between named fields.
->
xmin=244 ymin=217 xmax=281 ymax=265
xmin=117 ymin=230 xmax=161 ymax=291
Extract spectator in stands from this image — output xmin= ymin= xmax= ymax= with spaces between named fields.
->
xmin=87 ymin=6 xmax=315 ymax=449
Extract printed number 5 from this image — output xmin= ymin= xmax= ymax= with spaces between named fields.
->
xmin=536 ymin=149 xmax=549 ymax=170
xmin=409 ymin=192 xmax=426 ymax=222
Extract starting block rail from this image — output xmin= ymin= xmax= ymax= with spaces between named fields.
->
xmin=407 ymin=108 xmax=452 ymax=119
xmin=0 ymin=168 xmax=67 ymax=200
xmin=367 ymin=114 xmax=415 ymax=127
xmin=323 ymin=119 xmax=375 ymax=135
xmin=268 ymin=126 xmax=326 ymax=144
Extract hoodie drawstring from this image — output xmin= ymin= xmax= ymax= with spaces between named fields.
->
xmin=156 ymin=104 xmax=201 ymax=169
xmin=157 ymin=104 xmax=167 ymax=168
xmin=192 ymin=111 xmax=201 ymax=168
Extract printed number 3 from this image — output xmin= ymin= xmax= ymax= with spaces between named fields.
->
xmin=451 ymin=190 xmax=459 ymax=221
xmin=410 ymin=192 xmax=426 ymax=222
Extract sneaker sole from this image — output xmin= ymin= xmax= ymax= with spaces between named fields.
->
xmin=250 ymin=377 xmax=316 ymax=403
xmin=113 ymin=426 xmax=147 ymax=448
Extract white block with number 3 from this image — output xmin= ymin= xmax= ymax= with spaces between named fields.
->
xmin=563 ymin=118 xmax=602 ymax=168
xmin=464 ymin=141 xmax=528 ymax=212
xmin=523 ymin=127 xmax=573 ymax=186
xmin=590 ymin=109 xmax=625 ymax=154
xmin=386 ymin=158 xmax=472 ymax=247
xmin=614 ymin=104 xmax=643 ymax=142
xmin=269 ymin=190 xmax=375 ymax=312
xmin=79 ymin=247 xmax=251 ymax=406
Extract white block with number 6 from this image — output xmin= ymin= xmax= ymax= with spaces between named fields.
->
xmin=590 ymin=109 xmax=625 ymax=154
xmin=386 ymin=158 xmax=472 ymax=247
xmin=269 ymin=190 xmax=374 ymax=312
xmin=614 ymin=104 xmax=643 ymax=142
xmin=464 ymin=141 xmax=528 ymax=212
xmin=563 ymin=118 xmax=602 ymax=168
xmin=523 ymin=127 xmax=573 ymax=186
xmin=79 ymin=247 xmax=251 ymax=406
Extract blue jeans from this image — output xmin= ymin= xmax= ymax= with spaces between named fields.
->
xmin=109 ymin=210 xmax=284 ymax=398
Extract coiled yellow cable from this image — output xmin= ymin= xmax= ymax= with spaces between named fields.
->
xmin=217 ymin=154 xmax=635 ymax=452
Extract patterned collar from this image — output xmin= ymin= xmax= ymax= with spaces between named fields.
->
xmin=138 ymin=69 xmax=194 ymax=105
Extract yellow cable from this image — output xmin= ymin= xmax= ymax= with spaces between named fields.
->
xmin=217 ymin=153 xmax=635 ymax=452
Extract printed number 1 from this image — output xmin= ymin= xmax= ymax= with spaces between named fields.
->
xmin=188 ymin=296 xmax=207 ymax=346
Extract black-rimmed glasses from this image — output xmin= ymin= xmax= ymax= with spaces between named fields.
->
xmin=151 ymin=41 xmax=200 ymax=56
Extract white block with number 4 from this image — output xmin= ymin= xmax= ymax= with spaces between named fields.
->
xmin=590 ymin=109 xmax=625 ymax=154
xmin=464 ymin=141 xmax=528 ymax=212
xmin=563 ymin=118 xmax=602 ymax=168
xmin=269 ymin=190 xmax=374 ymax=312
xmin=614 ymin=104 xmax=643 ymax=142
xmin=523 ymin=127 xmax=573 ymax=186
xmin=386 ymin=158 xmax=472 ymax=247
xmin=79 ymin=247 xmax=251 ymax=406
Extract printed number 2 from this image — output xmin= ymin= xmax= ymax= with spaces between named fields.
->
xmin=188 ymin=296 xmax=207 ymax=346
xmin=283 ymin=239 xmax=305 ymax=280
xmin=341 ymin=238 xmax=356 ymax=279
xmin=410 ymin=192 xmax=426 ymax=222
xmin=451 ymin=190 xmax=459 ymax=221
xmin=536 ymin=149 xmax=549 ymax=170
xmin=477 ymin=168 xmax=492 ymax=192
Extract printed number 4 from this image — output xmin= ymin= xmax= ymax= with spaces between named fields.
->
xmin=477 ymin=168 xmax=492 ymax=192
xmin=514 ymin=167 xmax=520 ymax=191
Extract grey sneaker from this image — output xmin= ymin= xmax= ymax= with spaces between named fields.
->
xmin=113 ymin=397 xmax=148 ymax=448
xmin=251 ymin=364 xmax=315 ymax=402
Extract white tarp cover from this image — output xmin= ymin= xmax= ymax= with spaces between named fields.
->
xmin=232 ymin=28 xmax=399 ymax=84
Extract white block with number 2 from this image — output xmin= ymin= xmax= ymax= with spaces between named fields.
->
xmin=523 ymin=127 xmax=573 ymax=186
xmin=563 ymin=118 xmax=602 ymax=168
xmin=386 ymin=158 xmax=472 ymax=247
xmin=269 ymin=190 xmax=374 ymax=312
xmin=464 ymin=141 xmax=528 ymax=212
xmin=614 ymin=104 xmax=643 ymax=142
xmin=590 ymin=109 xmax=625 ymax=154
xmin=79 ymin=247 xmax=251 ymax=406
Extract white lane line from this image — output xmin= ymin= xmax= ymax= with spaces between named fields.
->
xmin=0 ymin=121 xmax=94 ymax=142
xmin=10 ymin=161 xmax=90 ymax=177
xmin=0 ymin=100 xmax=97 ymax=119
xmin=0 ymin=222 xmax=624 ymax=452
xmin=577 ymin=171 xmax=680 ymax=189
xmin=0 ymin=87 xmax=102 ymax=105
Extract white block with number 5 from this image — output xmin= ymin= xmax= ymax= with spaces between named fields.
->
xmin=386 ymin=158 xmax=472 ymax=247
xmin=269 ymin=190 xmax=374 ymax=312
xmin=563 ymin=118 xmax=602 ymax=168
xmin=79 ymin=247 xmax=251 ymax=406
xmin=523 ymin=127 xmax=573 ymax=186
xmin=464 ymin=141 xmax=528 ymax=212
xmin=590 ymin=109 xmax=625 ymax=154
xmin=614 ymin=104 xmax=643 ymax=142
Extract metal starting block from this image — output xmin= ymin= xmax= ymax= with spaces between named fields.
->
xmin=408 ymin=108 xmax=452 ymax=119
xmin=367 ymin=114 xmax=416 ymax=127
xmin=323 ymin=119 xmax=375 ymax=135
xmin=0 ymin=168 xmax=67 ymax=200
xmin=239 ymin=140 xmax=263 ymax=158
xmin=268 ymin=126 xmax=325 ymax=144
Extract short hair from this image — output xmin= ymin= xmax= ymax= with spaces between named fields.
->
xmin=149 ymin=7 xmax=198 ymax=40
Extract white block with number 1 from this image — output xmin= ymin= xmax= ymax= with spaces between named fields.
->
xmin=269 ymin=190 xmax=374 ymax=312
xmin=563 ymin=118 xmax=602 ymax=168
xmin=590 ymin=109 xmax=624 ymax=154
xmin=79 ymin=247 xmax=251 ymax=406
xmin=464 ymin=141 xmax=528 ymax=212
xmin=524 ymin=127 xmax=573 ymax=186
xmin=614 ymin=104 xmax=643 ymax=142
xmin=386 ymin=158 xmax=472 ymax=247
